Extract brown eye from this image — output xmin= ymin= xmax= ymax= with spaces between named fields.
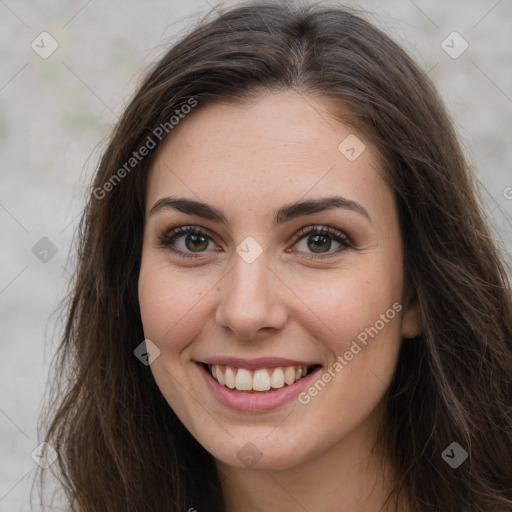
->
xmin=307 ymin=234 xmax=333 ymax=253
xmin=159 ymin=226 xmax=218 ymax=258
xmin=290 ymin=226 xmax=352 ymax=258
xmin=183 ymin=233 xmax=209 ymax=252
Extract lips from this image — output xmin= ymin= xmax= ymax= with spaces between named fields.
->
xmin=196 ymin=357 xmax=321 ymax=394
xmin=196 ymin=360 xmax=323 ymax=411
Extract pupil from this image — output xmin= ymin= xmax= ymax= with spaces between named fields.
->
xmin=309 ymin=234 xmax=331 ymax=253
xmin=186 ymin=233 xmax=208 ymax=252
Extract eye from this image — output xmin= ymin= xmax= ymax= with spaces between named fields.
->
xmin=158 ymin=224 xmax=352 ymax=260
xmin=158 ymin=225 xmax=219 ymax=258
xmin=288 ymin=225 xmax=352 ymax=259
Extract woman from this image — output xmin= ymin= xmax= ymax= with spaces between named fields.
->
xmin=38 ymin=2 xmax=512 ymax=511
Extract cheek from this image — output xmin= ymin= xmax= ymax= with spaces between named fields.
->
xmin=288 ymin=259 xmax=403 ymax=355
xmin=138 ymin=260 xmax=213 ymax=351
xmin=292 ymin=272 xmax=403 ymax=441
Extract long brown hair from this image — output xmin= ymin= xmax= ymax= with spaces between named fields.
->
xmin=37 ymin=2 xmax=512 ymax=510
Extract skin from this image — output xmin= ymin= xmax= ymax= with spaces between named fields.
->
xmin=138 ymin=90 xmax=421 ymax=512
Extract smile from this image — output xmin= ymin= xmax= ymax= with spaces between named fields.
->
xmin=206 ymin=363 xmax=317 ymax=392
xmin=197 ymin=359 xmax=323 ymax=411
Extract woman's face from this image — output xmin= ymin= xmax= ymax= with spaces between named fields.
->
xmin=138 ymin=91 xmax=420 ymax=471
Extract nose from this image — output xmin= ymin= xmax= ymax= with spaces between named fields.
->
xmin=215 ymin=252 xmax=288 ymax=340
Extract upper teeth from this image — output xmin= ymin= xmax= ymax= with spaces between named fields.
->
xmin=209 ymin=364 xmax=309 ymax=392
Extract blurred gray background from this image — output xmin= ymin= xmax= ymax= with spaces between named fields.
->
xmin=1 ymin=0 xmax=511 ymax=510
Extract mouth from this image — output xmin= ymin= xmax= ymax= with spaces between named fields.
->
xmin=195 ymin=357 xmax=323 ymax=411
xmin=199 ymin=362 xmax=322 ymax=393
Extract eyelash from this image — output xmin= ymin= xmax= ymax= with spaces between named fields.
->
xmin=158 ymin=224 xmax=352 ymax=260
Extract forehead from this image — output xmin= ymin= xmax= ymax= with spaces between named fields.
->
xmin=146 ymin=91 xmax=391 ymax=221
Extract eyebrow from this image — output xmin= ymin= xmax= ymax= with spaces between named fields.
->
xmin=149 ymin=195 xmax=372 ymax=225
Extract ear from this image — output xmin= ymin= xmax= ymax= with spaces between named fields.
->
xmin=401 ymin=298 xmax=422 ymax=339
